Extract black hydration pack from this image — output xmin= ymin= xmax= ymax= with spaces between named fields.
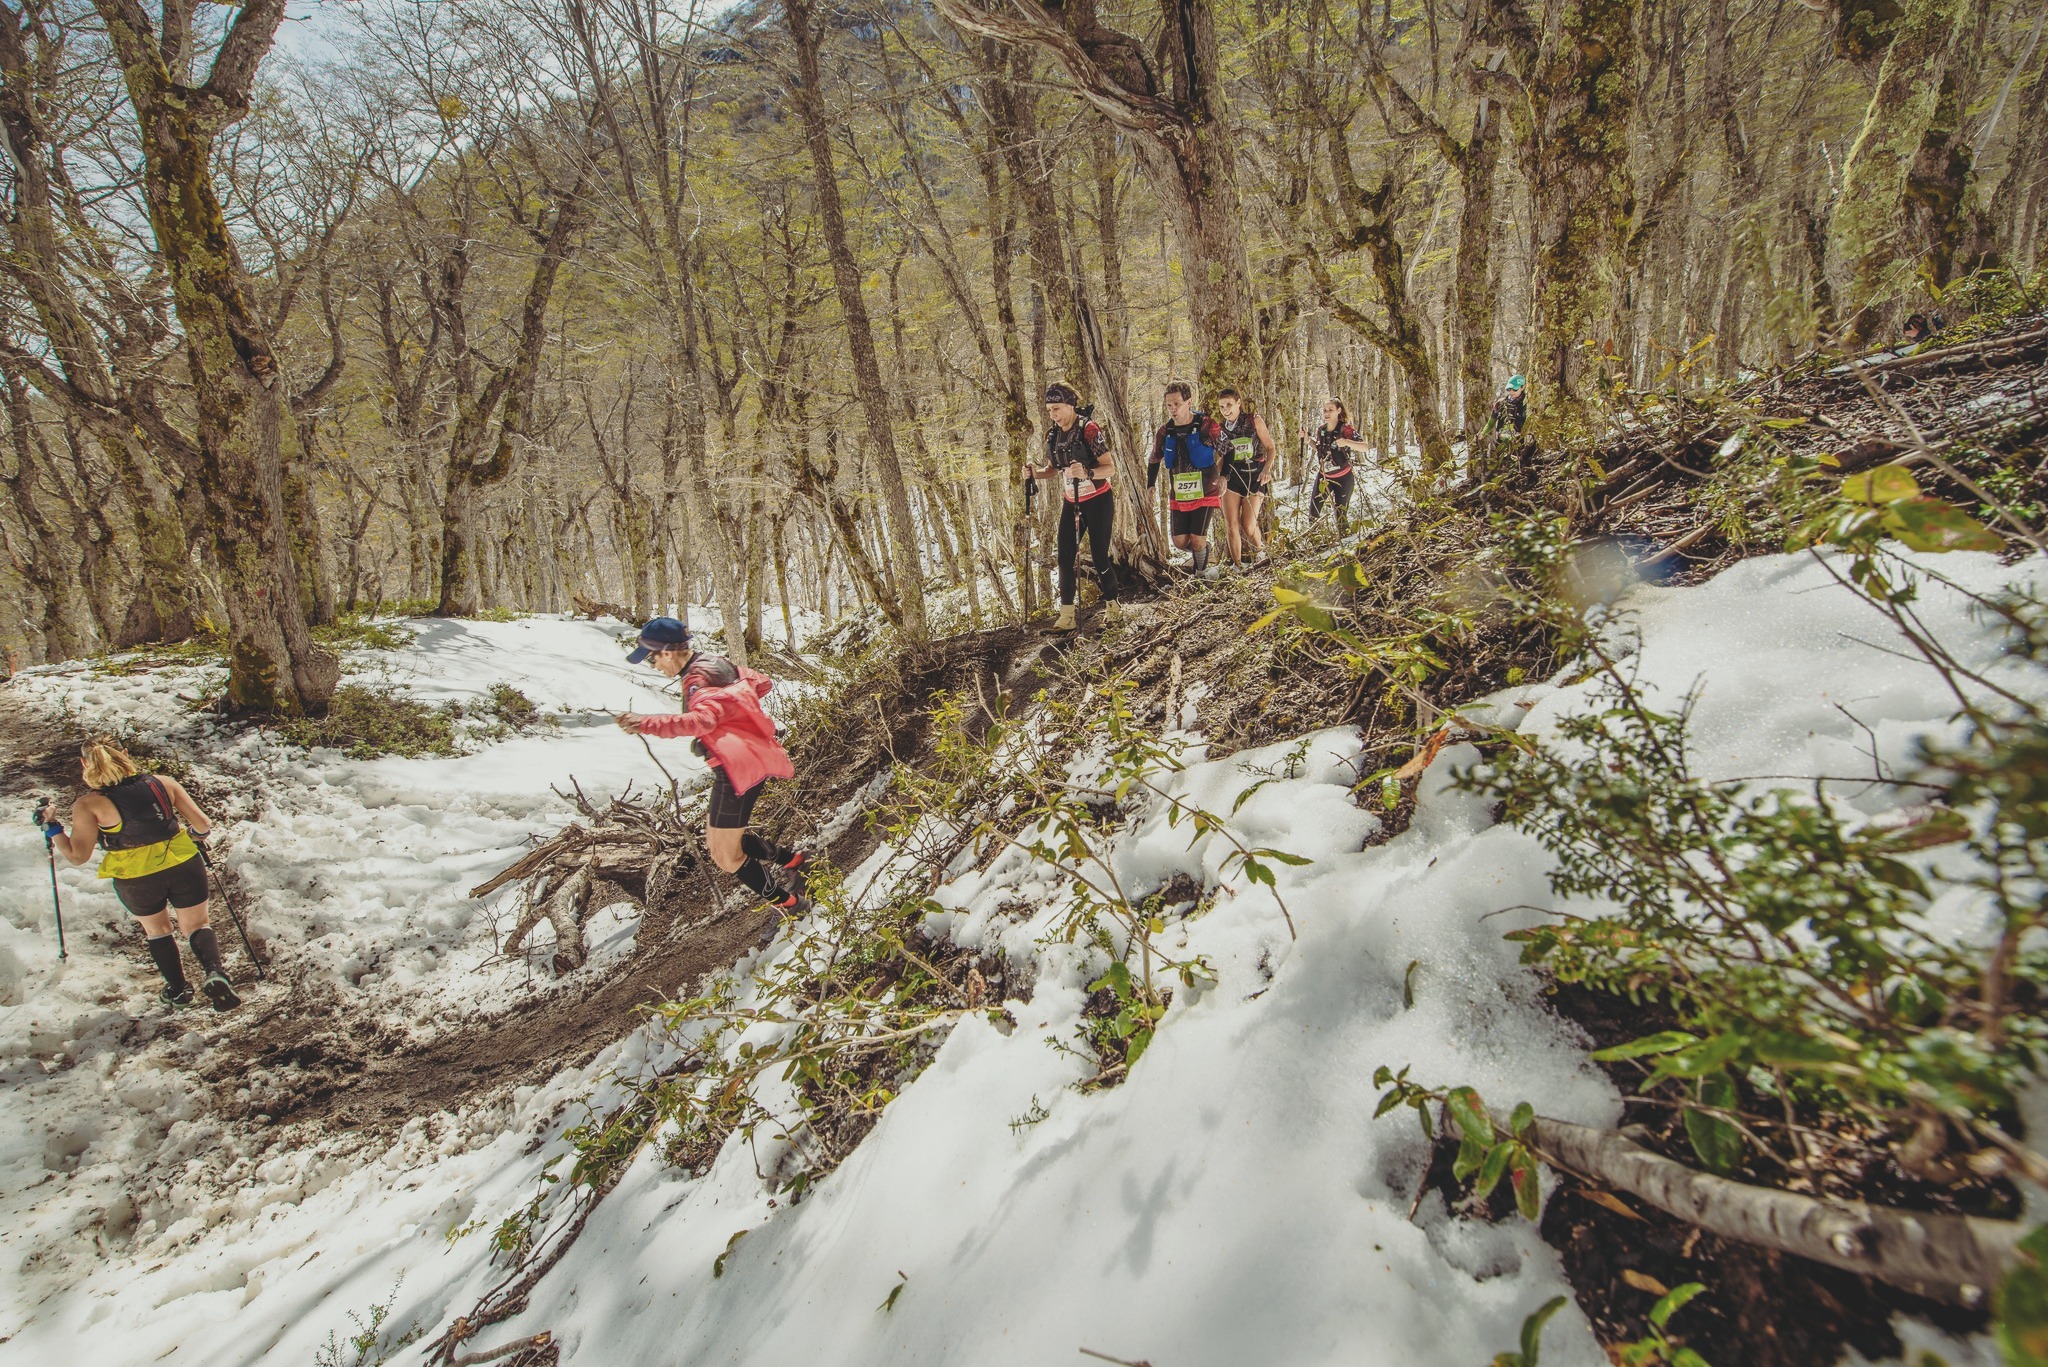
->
xmin=1047 ymin=409 xmax=1108 ymax=499
xmin=97 ymin=774 xmax=180 ymax=851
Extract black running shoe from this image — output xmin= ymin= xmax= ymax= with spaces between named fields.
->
xmin=159 ymin=985 xmax=197 ymax=1011
xmin=201 ymin=972 xmax=241 ymax=1011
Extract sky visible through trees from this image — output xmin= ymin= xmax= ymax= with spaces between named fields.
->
xmin=0 ymin=0 xmax=2042 ymax=701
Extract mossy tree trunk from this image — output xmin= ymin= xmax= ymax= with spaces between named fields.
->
xmin=0 ymin=8 xmax=197 ymax=646
xmin=1831 ymin=0 xmax=1967 ymax=343
xmin=1514 ymin=0 xmax=1642 ymax=452
xmin=92 ymin=0 xmax=337 ymax=714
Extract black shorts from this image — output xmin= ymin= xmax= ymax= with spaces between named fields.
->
xmin=707 ymin=769 xmax=767 ymax=829
xmin=1223 ymin=466 xmax=1267 ymax=497
xmin=113 ymin=855 xmax=209 ymax=918
xmin=1169 ymin=506 xmax=1215 ymax=537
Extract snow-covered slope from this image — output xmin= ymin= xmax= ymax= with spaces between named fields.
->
xmin=1 ymin=556 xmax=2032 ymax=1367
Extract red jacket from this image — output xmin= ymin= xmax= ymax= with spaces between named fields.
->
xmin=635 ymin=657 xmax=795 ymax=794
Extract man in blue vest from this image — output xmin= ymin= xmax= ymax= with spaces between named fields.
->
xmin=1147 ymin=382 xmax=1224 ymax=578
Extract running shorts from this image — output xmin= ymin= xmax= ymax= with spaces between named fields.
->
xmin=113 ymin=855 xmax=209 ymax=918
xmin=1170 ymin=506 xmax=1215 ymax=538
xmin=707 ymin=769 xmax=767 ymax=829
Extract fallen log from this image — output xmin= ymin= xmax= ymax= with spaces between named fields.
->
xmin=1528 ymin=1116 xmax=2026 ymax=1306
xmin=1844 ymin=323 xmax=2048 ymax=383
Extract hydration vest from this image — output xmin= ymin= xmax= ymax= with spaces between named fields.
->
xmin=1158 ymin=417 xmax=1218 ymax=472
xmin=96 ymin=774 xmax=180 ymax=851
xmin=1218 ymin=413 xmax=1260 ymax=471
xmin=1047 ymin=419 xmax=1110 ymax=502
xmin=1314 ymin=425 xmax=1356 ymax=477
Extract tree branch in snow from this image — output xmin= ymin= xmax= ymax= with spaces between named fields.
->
xmin=1527 ymin=1116 xmax=2025 ymax=1306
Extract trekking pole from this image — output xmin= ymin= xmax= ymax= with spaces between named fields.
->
xmin=44 ymin=840 xmax=68 ymax=959
xmin=194 ymin=838 xmax=267 ymax=980
xmin=36 ymin=799 xmax=67 ymax=961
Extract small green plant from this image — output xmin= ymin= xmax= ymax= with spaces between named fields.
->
xmin=1086 ymin=960 xmax=1168 ymax=1068
xmin=1999 ymin=1226 xmax=2048 ymax=1366
xmin=1009 ymin=1095 xmax=1051 ymax=1136
xmin=1617 ymin=1282 xmax=1710 ymax=1367
xmin=489 ymin=1158 xmax=562 ymax=1265
xmin=312 ymin=1281 xmax=421 ymax=1367
xmin=1370 ymin=1073 xmax=1542 ymax=1218
xmin=1492 ymin=1294 xmax=1568 ymax=1367
xmin=483 ymin=682 xmax=543 ymax=729
xmin=275 ymin=684 xmax=460 ymax=759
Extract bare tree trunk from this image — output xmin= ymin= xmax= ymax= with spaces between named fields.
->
xmin=785 ymin=0 xmax=927 ymax=641
xmin=438 ymin=172 xmax=585 ymax=616
xmin=0 ymin=373 xmax=96 ymax=658
xmin=934 ymin=0 xmax=1260 ymax=396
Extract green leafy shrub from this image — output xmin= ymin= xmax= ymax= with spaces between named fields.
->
xmin=483 ymin=682 xmax=546 ymax=730
xmin=275 ymin=685 xmax=460 ymax=759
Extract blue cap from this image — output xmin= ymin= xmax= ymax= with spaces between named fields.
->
xmin=627 ymin=616 xmax=690 ymax=663
xmin=1506 ymin=374 xmax=1525 ymax=391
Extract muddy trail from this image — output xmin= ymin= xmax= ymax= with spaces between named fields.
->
xmin=194 ymin=901 xmax=777 ymax=1133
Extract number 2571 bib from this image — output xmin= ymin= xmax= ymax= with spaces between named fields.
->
xmin=1172 ymin=468 xmax=1206 ymax=502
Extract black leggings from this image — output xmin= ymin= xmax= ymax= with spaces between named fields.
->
xmin=1309 ymin=471 xmax=1355 ymax=534
xmin=1058 ymin=494 xmax=1118 ymax=606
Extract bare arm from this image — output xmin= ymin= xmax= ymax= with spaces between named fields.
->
xmin=1252 ymin=415 xmax=1278 ymax=473
xmin=51 ymin=796 xmax=104 ymax=866
xmin=162 ymin=776 xmax=211 ymax=836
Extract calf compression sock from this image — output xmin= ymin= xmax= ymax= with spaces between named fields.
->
xmin=1192 ymin=546 xmax=1210 ymax=574
xmin=145 ymin=935 xmax=188 ymax=994
xmin=188 ymin=926 xmax=226 ymax=977
xmin=741 ymin=832 xmax=795 ymax=867
xmin=732 ymin=859 xmax=773 ymax=898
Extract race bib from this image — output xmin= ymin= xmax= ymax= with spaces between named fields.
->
xmin=1172 ymin=467 xmax=1206 ymax=502
xmin=1231 ymin=436 xmax=1255 ymax=466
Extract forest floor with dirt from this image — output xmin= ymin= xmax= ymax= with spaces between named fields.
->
xmin=1 ymin=311 xmax=2044 ymax=1363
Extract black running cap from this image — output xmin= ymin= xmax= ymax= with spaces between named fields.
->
xmin=628 ymin=616 xmax=690 ymax=663
xmin=1043 ymin=382 xmax=1080 ymax=407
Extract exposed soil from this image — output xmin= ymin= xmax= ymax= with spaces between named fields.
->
xmin=196 ymin=901 xmax=778 ymax=1133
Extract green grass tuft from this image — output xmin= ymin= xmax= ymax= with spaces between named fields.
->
xmin=274 ymin=685 xmax=460 ymax=759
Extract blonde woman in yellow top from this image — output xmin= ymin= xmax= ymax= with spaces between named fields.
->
xmin=38 ymin=739 xmax=239 ymax=1011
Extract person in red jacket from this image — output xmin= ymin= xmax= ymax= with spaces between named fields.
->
xmin=615 ymin=617 xmax=810 ymax=935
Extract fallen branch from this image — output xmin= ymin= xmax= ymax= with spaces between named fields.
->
xmin=1527 ymin=1116 xmax=2025 ymax=1306
xmin=451 ymin=1333 xmax=554 ymax=1366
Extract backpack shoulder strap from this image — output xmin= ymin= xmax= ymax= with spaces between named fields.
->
xmin=144 ymin=775 xmax=179 ymax=826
